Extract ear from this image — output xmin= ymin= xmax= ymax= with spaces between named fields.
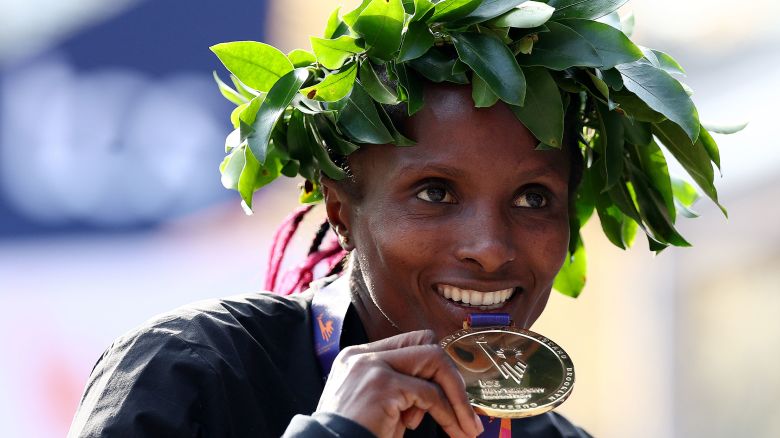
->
xmin=321 ymin=178 xmax=355 ymax=251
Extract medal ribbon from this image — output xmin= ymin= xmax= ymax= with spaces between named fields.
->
xmin=310 ymin=276 xmax=352 ymax=382
xmin=311 ymin=280 xmax=512 ymax=437
xmin=469 ymin=313 xmax=513 ymax=438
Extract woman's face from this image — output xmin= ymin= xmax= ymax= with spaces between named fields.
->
xmin=325 ymin=84 xmax=572 ymax=341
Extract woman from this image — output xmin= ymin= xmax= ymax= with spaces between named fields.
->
xmin=70 ymin=1 xmax=734 ymax=436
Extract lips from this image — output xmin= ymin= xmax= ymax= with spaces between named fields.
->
xmin=436 ymin=284 xmax=516 ymax=308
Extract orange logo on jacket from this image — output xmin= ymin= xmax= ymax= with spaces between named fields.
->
xmin=317 ymin=314 xmax=334 ymax=342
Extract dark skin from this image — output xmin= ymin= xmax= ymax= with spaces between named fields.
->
xmin=318 ymin=83 xmax=572 ymax=438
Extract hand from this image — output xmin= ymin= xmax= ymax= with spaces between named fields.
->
xmin=316 ymin=330 xmax=484 ymax=438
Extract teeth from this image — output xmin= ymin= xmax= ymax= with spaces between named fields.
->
xmin=437 ymin=285 xmax=515 ymax=307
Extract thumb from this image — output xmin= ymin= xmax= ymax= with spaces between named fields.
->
xmin=354 ymin=330 xmax=437 ymax=354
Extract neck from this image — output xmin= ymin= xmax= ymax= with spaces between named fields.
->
xmin=340 ymin=257 xmax=401 ymax=342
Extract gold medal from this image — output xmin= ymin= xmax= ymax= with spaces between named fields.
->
xmin=440 ymin=325 xmax=575 ymax=418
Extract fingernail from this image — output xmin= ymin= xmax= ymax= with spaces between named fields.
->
xmin=473 ymin=412 xmax=484 ymax=434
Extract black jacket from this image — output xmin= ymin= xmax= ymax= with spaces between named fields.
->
xmin=69 ymin=291 xmax=592 ymax=437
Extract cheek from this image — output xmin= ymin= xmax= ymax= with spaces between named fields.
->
xmin=517 ymin=215 xmax=570 ymax=283
xmin=357 ymin=206 xmax=443 ymax=277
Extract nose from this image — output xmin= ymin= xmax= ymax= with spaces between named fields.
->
xmin=454 ymin=208 xmax=517 ymax=273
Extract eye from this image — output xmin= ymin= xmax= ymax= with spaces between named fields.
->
xmin=416 ymin=186 xmax=455 ymax=204
xmin=514 ymin=191 xmax=547 ymax=208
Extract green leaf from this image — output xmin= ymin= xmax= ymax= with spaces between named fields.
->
xmin=237 ymin=95 xmax=264 ymax=128
xmin=452 ymin=0 xmax=528 ymax=26
xmin=553 ymin=237 xmax=587 ymax=298
xmin=489 ymin=1 xmax=555 ymax=28
xmin=287 ymin=110 xmax=313 ymax=163
xmin=338 ymin=82 xmax=395 ymax=144
xmin=702 ymin=120 xmax=748 ymax=135
xmin=287 ymin=49 xmax=317 ymax=68
xmin=622 ymin=217 xmax=638 ymax=247
xmin=224 ymin=141 xmax=284 ymax=211
xmin=616 ymin=61 xmax=700 ymax=142
xmin=324 ymin=7 xmax=350 ymax=39
xmin=595 ymin=190 xmax=628 ymax=249
xmin=343 ymin=0 xmax=372 ymax=27
xmin=224 ymin=127 xmax=242 ymax=154
xmin=354 ymin=0 xmax=405 ymax=60
xmin=231 ymin=76 xmax=261 ymax=101
xmin=574 ymin=169 xmax=597 ymax=227
xmin=398 ymin=21 xmax=435 ymax=62
xmin=599 ymin=67 xmax=623 ymax=90
xmin=304 ymin=115 xmax=348 ymax=180
xmin=652 ymin=119 xmax=724 ymax=215
xmin=352 ymin=0 xmax=404 ymax=61
xmin=558 ymin=19 xmax=642 ymax=69
xmin=595 ymin=103 xmax=625 ymax=190
xmin=588 ymin=71 xmax=610 ymax=101
xmin=213 ymin=71 xmax=249 ymax=106
xmin=247 ymin=68 xmax=309 ymax=164
xmin=376 ymin=103 xmax=416 ymax=146
xmin=452 ymin=32 xmax=526 ymax=105
xmin=518 ymin=21 xmax=601 ymax=70
xmin=359 ymin=60 xmax=400 ymax=104
xmin=211 ymin=42 xmax=293 ymax=94
xmin=649 ymin=49 xmax=686 ymax=75
xmin=621 ymin=118 xmax=652 ymax=146
xmin=300 ymin=63 xmax=358 ymax=102
xmin=317 ymin=117 xmax=361 ymax=156
xmin=697 ymin=125 xmax=721 ymax=169
xmin=412 ymin=0 xmax=436 ymax=21
xmin=220 ymin=145 xmax=246 ymax=190
xmin=429 ymin=0 xmax=483 ymax=22
xmin=238 ymin=144 xmax=284 ymax=208
xmin=548 ymin=0 xmax=629 ymax=20
xmin=471 ymin=73 xmax=500 ymax=107
xmin=280 ymin=160 xmax=300 ymax=178
xmin=671 ymin=177 xmax=700 ymax=218
xmin=511 ymin=67 xmax=563 ymax=146
xmin=395 ymin=62 xmax=425 ymax=115
xmin=627 ymin=141 xmax=675 ymax=217
xmin=641 ymin=47 xmax=683 ymax=77
xmin=310 ymin=35 xmax=365 ymax=70
xmin=627 ymin=164 xmax=690 ymax=246
xmin=408 ymin=47 xmax=467 ymax=83
xmin=611 ymin=91 xmax=664 ymax=122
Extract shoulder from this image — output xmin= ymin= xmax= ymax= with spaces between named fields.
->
xmin=97 ymin=291 xmax=311 ymax=363
xmin=70 ymin=291 xmax=318 ymax=437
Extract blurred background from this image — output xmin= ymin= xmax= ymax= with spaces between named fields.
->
xmin=1 ymin=0 xmax=778 ymax=436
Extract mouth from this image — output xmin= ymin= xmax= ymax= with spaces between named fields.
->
xmin=435 ymin=284 xmax=519 ymax=310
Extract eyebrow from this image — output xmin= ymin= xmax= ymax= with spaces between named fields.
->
xmin=396 ymin=163 xmax=565 ymax=182
xmin=396 ymin=163 xmax=467 ymax=179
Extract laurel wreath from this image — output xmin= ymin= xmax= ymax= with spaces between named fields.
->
xmin=210 ymin=0 xmax=744 ymax=297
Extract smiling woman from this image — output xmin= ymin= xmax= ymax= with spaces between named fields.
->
xmin=328 ymin=83 xmax=573 ymax=342
xmin=68 ymin=0 xmax=741 ymax=437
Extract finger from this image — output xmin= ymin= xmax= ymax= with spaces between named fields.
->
xmin=391 ymin=374 xmax=471 ymax=438
xmin=377 ymin=344 xmax=482 ymax=437
xmin=352 ymin=330 xmax=437 ymax=354
xmin=400 ymin=407 xmax=425 ymax=430
xmin=392 ymin=424 xmax=405 ymax=438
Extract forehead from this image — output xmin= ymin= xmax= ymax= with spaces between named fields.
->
xmin=352 ymin=84 xmax=570 ymax=184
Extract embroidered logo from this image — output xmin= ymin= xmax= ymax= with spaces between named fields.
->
xmin=317 ymin=313 xmax=334 ymax=342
